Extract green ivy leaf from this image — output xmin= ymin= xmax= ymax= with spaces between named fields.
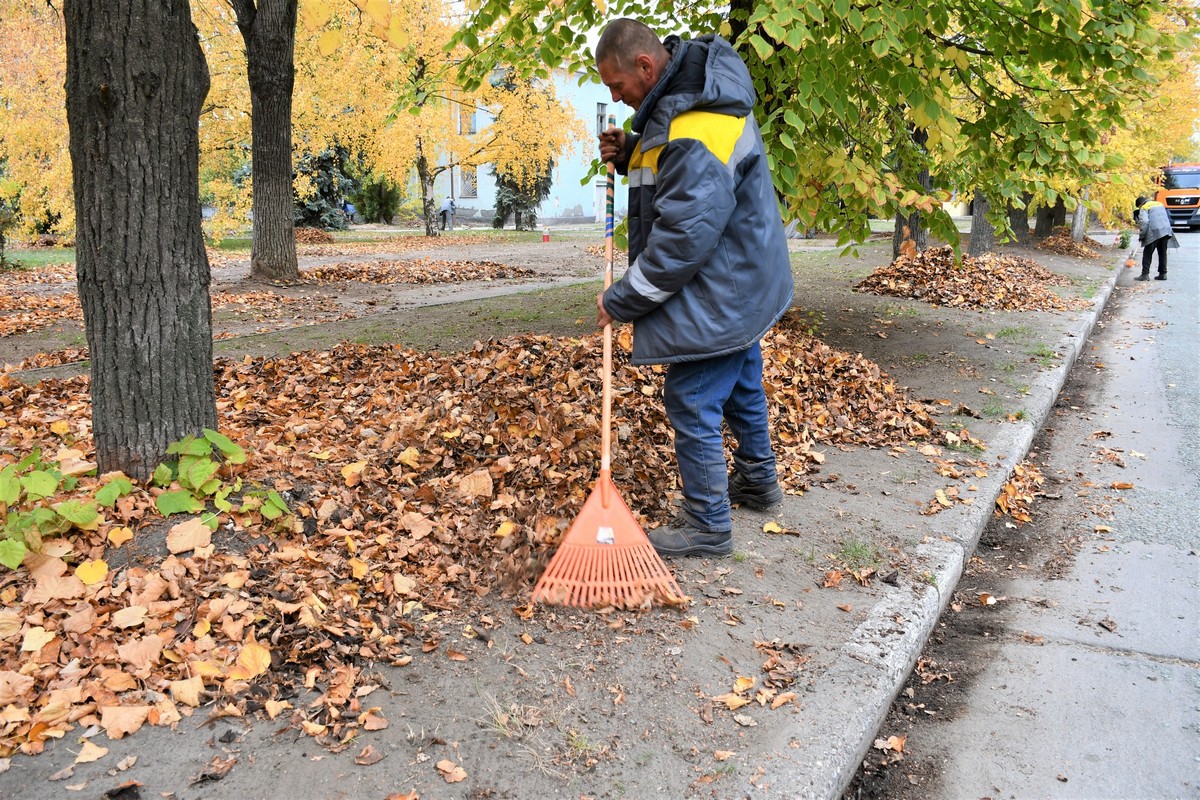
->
xmin=167 ymin=436 xmax=211 ymax=457
xmin=0 ymin=465 xmax=18 ymax=505
xmin=55 ymin=499 xmax=99 ymax=527
xmin=0 ymin=538 xmax=27 ymax=570
xmin=20 ymin=471 xmax=59 ymax=501
xmin=156 ymin=490 xmax=204 ymax=516
xmin=95 ymin=478 xmax=134 ymax=508
xmin=152 ymin=462 xmax=175 ymax=487
xmin=203 ymin=429 xmax=247 ymax=465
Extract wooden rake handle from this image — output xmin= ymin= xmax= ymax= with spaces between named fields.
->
xmin=601 ymin=160 xmax=615 ymax=482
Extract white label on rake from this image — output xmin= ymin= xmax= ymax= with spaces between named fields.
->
xmin=597 ymin=526 xmax=614 ymax=545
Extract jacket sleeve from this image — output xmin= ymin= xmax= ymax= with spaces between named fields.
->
xmin=603 ymin=138 xmax=736 ymax=322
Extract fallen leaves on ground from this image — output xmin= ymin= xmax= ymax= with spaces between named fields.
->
xmin=855 ymin=245 xmax=1092 ymax=312
xmin=1037 ymin=229 xmax=1100 ymax=259
xmin=298 ymin=258 xmax=534 ymax=286
xmin=994 ymin=459 xmax=1045 ymax=524
xmin=0 ymin=309 xmax=945 ymax=758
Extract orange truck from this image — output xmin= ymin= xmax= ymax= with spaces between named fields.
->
xmin=1154 ymin=162 xmax=1200 ymax=229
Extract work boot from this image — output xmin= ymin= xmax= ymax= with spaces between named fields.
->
xmin=1135 ymin=271 xmax=1150 ymax=281
xmin=648 ymin=515 xmax=732 ymax=558
xmin=729 ymin=470 xmax=784 ymax=510
xmin=1155 ymin=271 xmax=1167 ymax=280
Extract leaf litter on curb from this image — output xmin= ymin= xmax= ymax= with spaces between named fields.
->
xmin=0 ymin=309 xmax=952 ymax=758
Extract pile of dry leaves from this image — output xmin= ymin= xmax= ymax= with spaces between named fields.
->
xmin=294 ymin=227 xmax=335 ymax=244
xmin=855 ymin=245 xmax=1091 ymax=312
xmin=299 ymin=259 xmax=534 ymax=286
xmin=0 ymin=310 xmax=952 ymax=758
xmin=1037 ymin=229 xmax=1100 ymax=259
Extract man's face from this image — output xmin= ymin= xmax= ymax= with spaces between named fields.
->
xmin=598 ymin=54 xmax=658 ymax=111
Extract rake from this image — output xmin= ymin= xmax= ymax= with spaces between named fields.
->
xmin=530 ymin=157 xmax=686 ymax=610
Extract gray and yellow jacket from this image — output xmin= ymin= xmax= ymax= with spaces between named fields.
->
xmin=604 ymin=34 xmax=793 ymax=365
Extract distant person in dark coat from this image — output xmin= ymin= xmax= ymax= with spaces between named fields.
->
xmin=1134 ymin=196 xmax=1179 ymax=281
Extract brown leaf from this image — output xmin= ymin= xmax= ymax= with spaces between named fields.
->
xmin=100 ymin=706 xmax=151 ymax=739
xmin=436 ymin=759 xmax=467 ymax=783
xmin=355 ymin=745 xmax=384 ymax=766
xmin=166 ymin=517 xmax=212 ymax=554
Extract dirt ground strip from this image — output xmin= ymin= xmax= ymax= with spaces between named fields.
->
xmin=0 ymin=230 xmax=1120 ymax=798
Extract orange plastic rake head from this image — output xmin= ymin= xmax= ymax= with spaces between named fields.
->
xmin=531 ymin=471 xmax=686 ymax=609
xmin=531 ymin=136 xmax=686 ymax=611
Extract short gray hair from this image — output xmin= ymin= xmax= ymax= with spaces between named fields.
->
xmin=596 ymin=18 xmax=666 ymax=71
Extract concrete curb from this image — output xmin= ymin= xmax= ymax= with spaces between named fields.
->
xmin=773 ymin=249 xmax=1127 ymax=799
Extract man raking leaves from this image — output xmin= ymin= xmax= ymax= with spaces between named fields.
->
xmin=593 ymin=18 xmax=794 ymax=558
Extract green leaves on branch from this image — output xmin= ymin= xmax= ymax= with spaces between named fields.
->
xmin=454 ymin=0 xmax=1195 ymax=244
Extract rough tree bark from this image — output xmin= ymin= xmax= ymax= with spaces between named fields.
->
xmin=230 ymin=0 xmax=299 ymax=282
xmin=65 ymin=0 xmax=216 ymax=479
xmin=892 ymin=127 xmax=932 ymax=260
xmin=968 ymin=191 xmax=996 ymax=258
xmin=1007 ymin=192 xmax=1032 ymax=245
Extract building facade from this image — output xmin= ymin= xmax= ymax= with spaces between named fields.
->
xmin=435 ymin=71 xmax=630 ymax=228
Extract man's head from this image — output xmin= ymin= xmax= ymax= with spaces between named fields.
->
xmin=595 ymin=18 xmax=670 ymax=111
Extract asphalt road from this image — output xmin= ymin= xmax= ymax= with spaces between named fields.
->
xmin=858 ymin=229 xmax=1199 ymax=799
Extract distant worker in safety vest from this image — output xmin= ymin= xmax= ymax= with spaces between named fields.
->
xmin=594 ymin=18 xmax=794 ymax=558
xmin=1133 ymin=196 xmax=1179 ymax=281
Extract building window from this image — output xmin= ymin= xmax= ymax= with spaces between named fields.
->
xmin=596 ymin=102 xmax=607 ymax=135
xmin=460 ymin=166 xmax=478 ymax=198
xmin=459 ymin=108 xmax=477 ymax=135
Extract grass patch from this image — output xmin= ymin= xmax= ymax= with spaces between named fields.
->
xmin=880 ymin=303 xmax=920 ymax=320
xmin=837 ymin=538 xmax=879 ymax=570
xmin=909 ymin=353 xmax=930 ymax=365
xmin=994 ymin=324 xmax=1034 ymax=340
xmin=1026 ymin=343 xmax=1058 ymax=367
xmin=4 ymin=248 xmax=76 ymax=268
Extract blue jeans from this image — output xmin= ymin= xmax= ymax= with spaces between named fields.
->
xmin=663 ymin=342 xmax=777 ymax=533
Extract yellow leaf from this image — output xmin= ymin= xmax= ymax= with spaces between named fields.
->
xmin=762 ymin=520 xmax=783 ymax=533
xmin=317 ymin=28 xmax=342 ymax=56
xmin=301 ymin=720 xmax=326 ymax=736
xmin=349 ymin=558 xmax=369 ymax=579
xmin=770 ymin=691 xmax=797 ymax=709
xmin=21 ymin=626 xmax=55 ymax=652
xmin=228 ymin=640 xmax=272 ymax=680
xmin=393 ymin=574 xmax=416 ymax=595
xmin=107 ymin=526 xmax=133 ymax=547
xmin=301 ymin=0 xmax=333 ymax=31
xmin=100 ymin=705 xmax=151 ymax=739
xmin=75 ymin=559 xmax=109 ymax=586
xmin=265 ymin=699 xmax=292 ymax=719
xmin=50 ymin=420 xmax=70 ymax=436
xmin=386 ymin=17 xmax=409 ymax=48
xmin=75 ymin=740 xmax=109 ymax=763
xmin=733 ymin=675 xmax=755 ymax=694
xmin=364 ymin=0 xmax=389 ymax=26
xmin=397 ymin=446 xmax=421 ymax=468
xmin=169 ymin=676 xmax=204 ymax=708
xmin=341 ymin=460 xmax=367 ymax=486
xmin=713 ymin=692 xmax=751 ymax=710
xmin=494 ymin=520 xmax=516 ymax=538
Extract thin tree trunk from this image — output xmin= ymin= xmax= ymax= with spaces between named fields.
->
xmin=1007 ymin=192 xmax=1032 ymax=245
xmin=968 ymin=192 xmax=995 ymax=258
xmin=65 ymin=0 xmax=216 ymax=480
xmin=415 ymin=137 xmax=438 ymax=237
xmin=892 ymin=128 xmax=932 ymax=260
xmin=1071 ymin=189 xmax=1089 ymax=242
xmin=232 ymin=0 xmax=299 ymax=282
xmin=1051 ymin=197 xmax=1067 ymax=228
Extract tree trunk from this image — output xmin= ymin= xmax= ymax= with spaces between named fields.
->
xmin=892 ymin=128 xmax=932 ymax=260
xmin=415 ymin=137 xmax=438 ymax=237
xmin=968 ymin=192 xmax=995 ymax=258
xmin=1070 ymin=189 xmax=1089 ymax=242
xmin=232 ymin=0 xmax=299 ymax=282
xmin=1007 ymin=192 xmax=1032 ymax=245
xmin=1034 ymin=204 xmax=1055 ymax=238
xmin=65 ymin=0 xmax=216 ymax=480
xmin=1051 ymin=197 xmax=1067 ymax=228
